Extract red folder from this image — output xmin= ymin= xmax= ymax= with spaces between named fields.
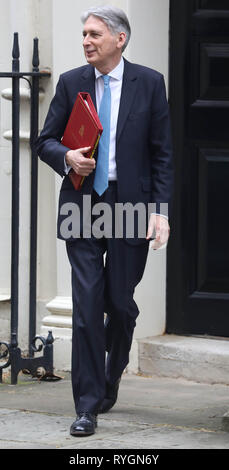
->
xmin=62 ymin=92 xmax=103 ymax=190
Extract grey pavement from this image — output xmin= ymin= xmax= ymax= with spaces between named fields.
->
xmin=0 ymin=371 xmax=229 ymax=449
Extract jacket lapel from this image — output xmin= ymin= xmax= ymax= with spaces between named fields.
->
xmin=116 ymin=59 xmax=138 ymax=143
xmin=80 ymin=65 xmax=97 ymax=110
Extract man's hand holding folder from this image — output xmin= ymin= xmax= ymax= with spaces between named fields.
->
xmin=65 ymin=146 xmax=95 ymax=176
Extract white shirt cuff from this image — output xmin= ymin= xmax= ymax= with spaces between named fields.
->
xmin=64 ymin=154 xmax=71 ymax=175
xmin=151 ymin=213 xmax=168 ymax=220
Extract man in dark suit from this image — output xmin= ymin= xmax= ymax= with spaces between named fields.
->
xmin=36 ymin=5 xmax=173 ymax=436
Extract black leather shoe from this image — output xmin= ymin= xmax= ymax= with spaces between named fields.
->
xmin=70 ymin=412 xmax=97 ymax=436
xmin=98 ymin=378 xmax=121 ymax=413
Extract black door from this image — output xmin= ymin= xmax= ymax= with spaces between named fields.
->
xmin=167 ymin=0 xmax=229 ymax=336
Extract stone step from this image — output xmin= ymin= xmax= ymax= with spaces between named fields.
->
xmin=138 ymin=334 xmax=229 ymax=385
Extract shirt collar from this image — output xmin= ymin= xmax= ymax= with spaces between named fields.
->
xmin=95 ymin=56 xmax=124 ymax=81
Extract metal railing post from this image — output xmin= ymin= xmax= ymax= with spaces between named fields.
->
xmin=11 ymin=32 xmax=20 ymax=357
xmin=29 ymin=37 xmax=40 ymax=357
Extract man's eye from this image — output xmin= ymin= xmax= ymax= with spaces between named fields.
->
xmin=82 ymin=32 xmax=101 ymax=39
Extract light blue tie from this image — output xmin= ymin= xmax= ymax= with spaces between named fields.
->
xmin=93 ymin=75 xmax=111 ymax=196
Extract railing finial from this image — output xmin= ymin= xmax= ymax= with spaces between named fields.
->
xmin=32 ymin=37 xmax=39 ymax=72
xmin=12 ymin=32 xmax=20 ymax=73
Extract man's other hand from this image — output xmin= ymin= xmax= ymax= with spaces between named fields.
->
xmin=146 ymin=213 xmax=170 ymax=250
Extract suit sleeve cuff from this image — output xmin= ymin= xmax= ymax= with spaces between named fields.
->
xmin=151 ymin=212 xmax=168 ymax=220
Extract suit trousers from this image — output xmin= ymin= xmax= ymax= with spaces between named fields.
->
xmin=66 ymin=183 xmax=149 ymax=414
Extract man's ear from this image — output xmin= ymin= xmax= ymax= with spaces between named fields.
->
xmin=117 ymin=32 xmax=126 ymax=49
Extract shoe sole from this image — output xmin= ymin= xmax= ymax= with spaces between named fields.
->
xmin=70 ymin=430 xmax=95 ymax=437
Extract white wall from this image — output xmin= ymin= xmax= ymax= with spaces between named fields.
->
xmin=0 ymin=0 xmax=12 ymax=340
xmin=128 ymin=0 xmax=170 ymax=85
xmin=0 ymin=1 xmax=12 ymax=300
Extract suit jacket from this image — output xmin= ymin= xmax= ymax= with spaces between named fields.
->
xmin=36 ymin=58 xmax=173 ymax=245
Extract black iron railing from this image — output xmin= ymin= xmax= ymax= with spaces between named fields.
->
xmin=0 ymin=33 xmax=54 ymax=384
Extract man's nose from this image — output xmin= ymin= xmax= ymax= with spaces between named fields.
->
xmin=83 ymin=34 xmax=90 ymax=46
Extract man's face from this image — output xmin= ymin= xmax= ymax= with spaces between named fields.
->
xmin=83 ymin=15 xmax=124 ymax=72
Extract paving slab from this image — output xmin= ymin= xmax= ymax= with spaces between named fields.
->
xmin=62 ymin=426 xmax=229 ymax=450
xmin=0 ymin=371 xmax=229 ymax=449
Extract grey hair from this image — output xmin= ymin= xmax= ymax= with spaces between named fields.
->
xmin=81 ymin=5 xmax=131 ymax=52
